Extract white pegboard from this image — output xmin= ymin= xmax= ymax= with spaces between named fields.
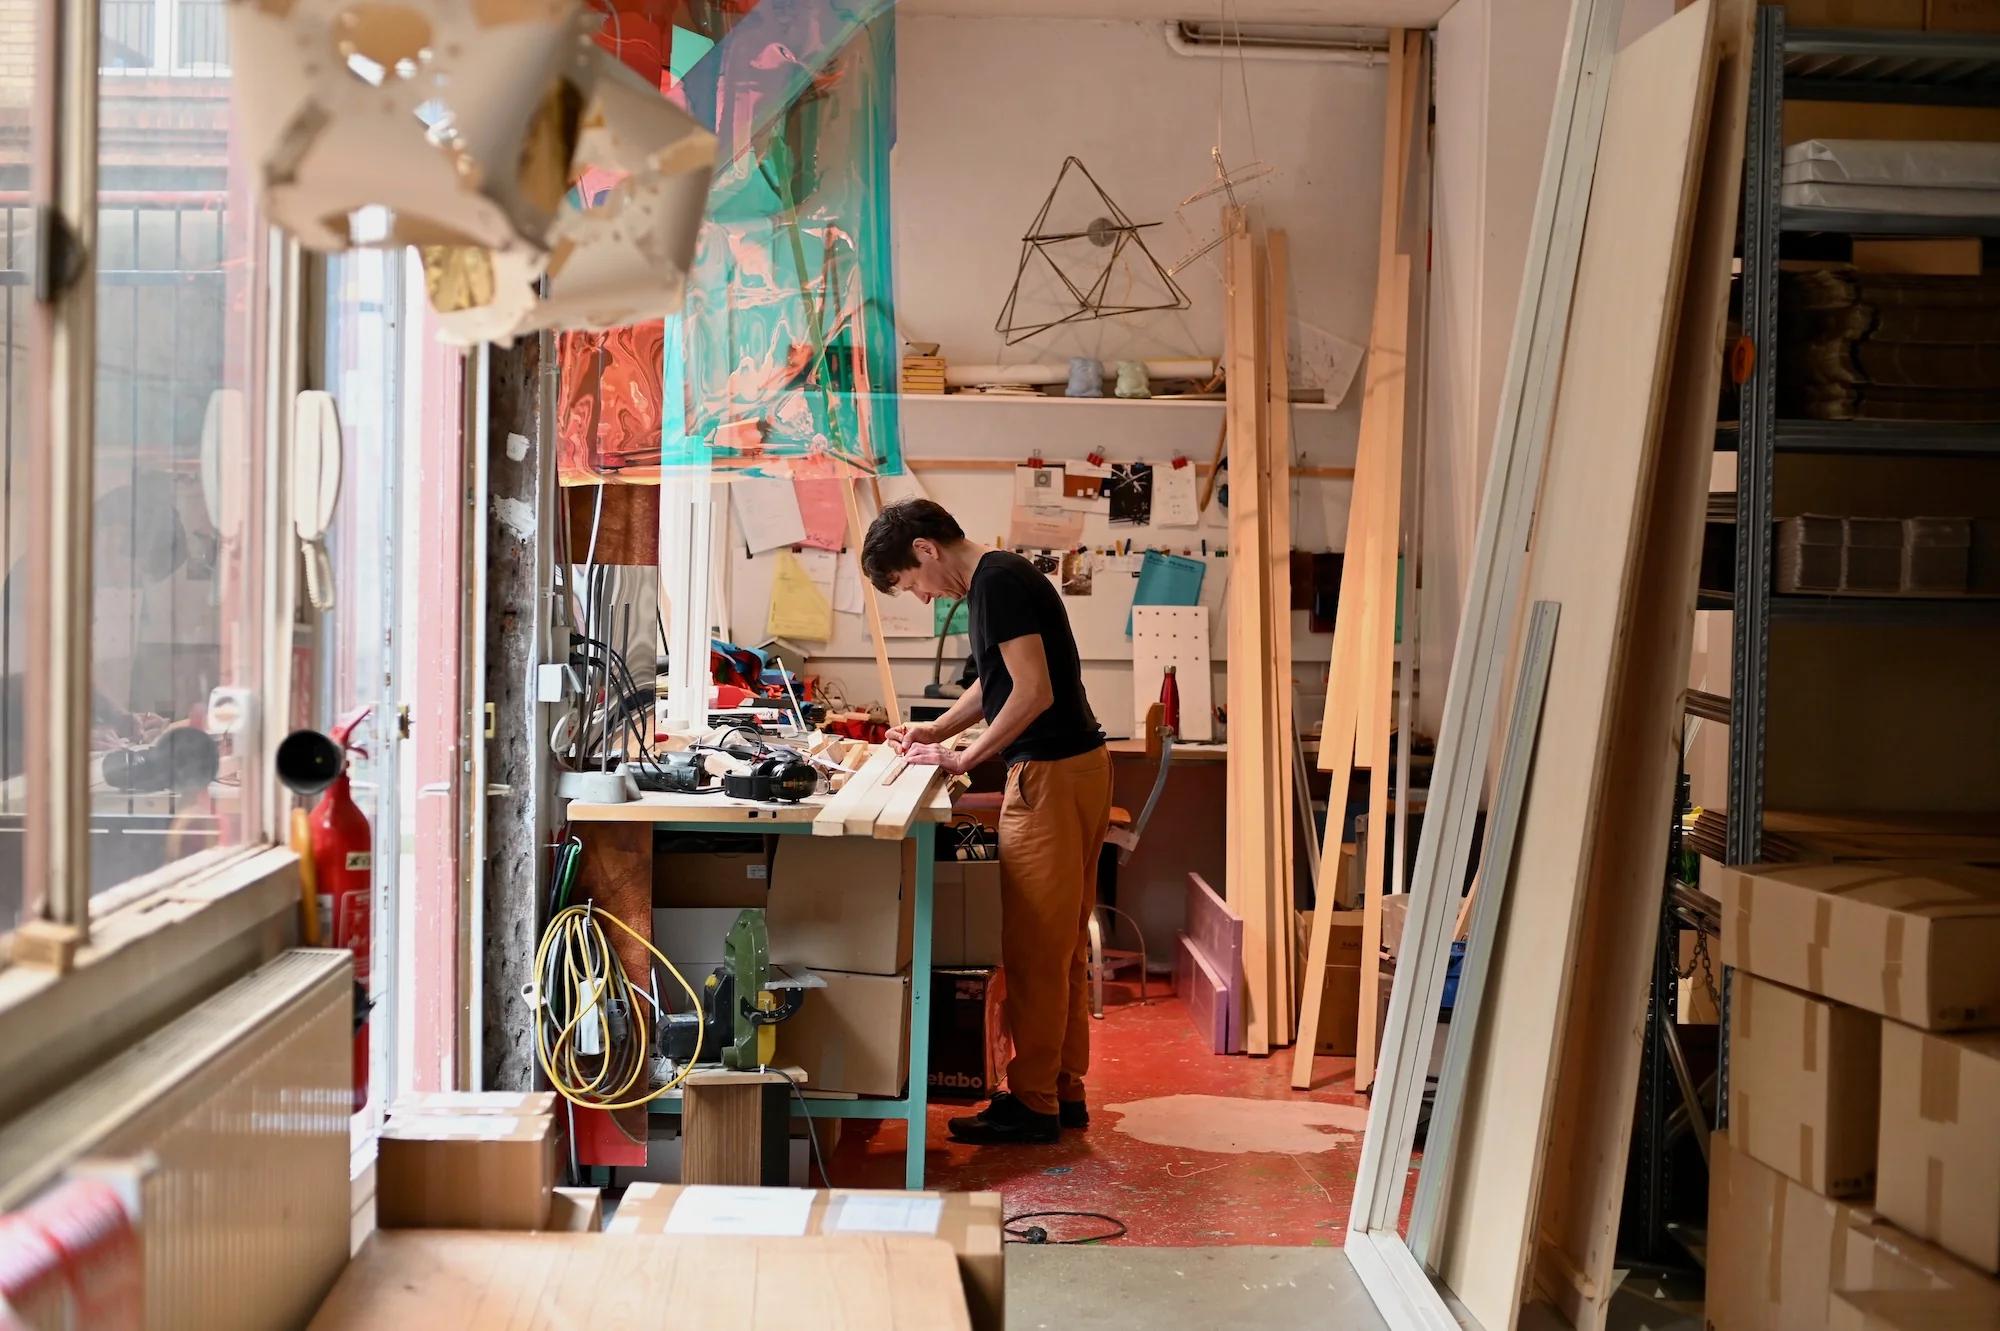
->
xmin=1131 ymin=606 xmax=1215 ymax=742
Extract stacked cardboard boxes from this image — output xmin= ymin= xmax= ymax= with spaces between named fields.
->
xmin=769 ymin=837 xmax=914 ymax=1096
xmin=1709 ymin=860 xmax=2000 ymax=1329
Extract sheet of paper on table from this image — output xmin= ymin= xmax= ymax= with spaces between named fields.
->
xmin=664 ymin=1185 xmax=814 ymax=1237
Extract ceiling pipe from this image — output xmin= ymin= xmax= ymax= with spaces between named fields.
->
xmin=1163 ymin=19 xmax=1390 ymax=64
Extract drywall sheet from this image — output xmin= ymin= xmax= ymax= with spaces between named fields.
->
xmin=1530 ymin=0 xmax=1749 ymax=1323
xmin=1432 ymin=6 xmax=1719 ymax=1328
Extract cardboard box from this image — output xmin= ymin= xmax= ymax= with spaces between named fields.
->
xmin=777 ymin=968 xmax=910 ymax=1096
xmin=1928 ymin=0 xmax=2000 ymax=31
xmin=1877 ymin=1023 xmax=2000 ymax=1273
xmin=610 ymin=1184 xmax=1003 ymax=1331
xmin=651 ymin=907 xmax=759 ymax=979
xmin=929 ymin=968 xmax=1011 ymax=1101
xmin=1717 ymin=861 xmax=2000 ymax=1028
xmin=547 ymin=1187 xmax=602 ymax=1233
xmin=391 ymin=1091 xmax=557 ymax=1117
xmin=1294 ymin=910 xmax=1366 ymax=1056
xmin=1842 ymin=1215 xmax=2000 ymax=1297
xmin=932 ymin=861 xmax=1003 ymax=968
xmin=376 ymin=1113 xmax=557 ymax=1231
xmin=308 ymin=1232 xmax=972 ymax=1329
xmin=1851 ymin=238 xmax=1984 ymax=277
xmin=656 ymin=846 xmax=771 ymax=909
xmin=768 ymin=837 xmax=914 ymax=975
xmin=1708 ymin=1130 xmax=1879 ymax=1331
xmin=1831 ymin=1286 xmax=2000 ymax=1331
xmin=1729 ymin=973 xmax=1882 ymax=1197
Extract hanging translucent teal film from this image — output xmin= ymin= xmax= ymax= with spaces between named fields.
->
xmin=662 ymin=3 xmax=902 ymax=480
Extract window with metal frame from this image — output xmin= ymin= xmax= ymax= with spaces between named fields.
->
xmin=0 ymin=0 xmax=46 ymax=931
xmin=86 ymin=0 xmax=268 ymax=903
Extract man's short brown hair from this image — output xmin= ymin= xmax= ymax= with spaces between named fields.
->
xmin=861 ymin=498 xmax=964 ymax=592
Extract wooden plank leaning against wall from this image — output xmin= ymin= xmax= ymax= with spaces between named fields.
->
xmin=1294 ymin=29 xmax=1428 ymax=1091
xmin=1223 ymin=208 xmax=1277 ymax=1056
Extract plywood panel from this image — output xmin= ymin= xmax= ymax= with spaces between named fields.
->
xmin=1433 ymin=7 xmax=1719 ymax=1328
xmin=1529 ymin=0 xmax=1751 ymax=1323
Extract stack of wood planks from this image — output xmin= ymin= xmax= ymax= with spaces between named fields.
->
xmin=900 ymin=355 xmax=947 ymax=394
xmin=1221 ymin=208 xmax=1298 ymax=1056
xmin=1291 ymin=29 xmax=1431 ymax=1091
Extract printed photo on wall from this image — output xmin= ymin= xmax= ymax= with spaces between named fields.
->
xmin=1061 ymin=551 xmax=1094 ymax=596
xmin=1108 ymin=463 xmax=1154 ymax=526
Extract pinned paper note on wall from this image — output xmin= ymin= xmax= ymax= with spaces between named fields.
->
xmin=1154 ymin=463 xmax=1198 ymax=527
xmin=733 ymin=480 xmax=807 ymax=555
xmin=793 ymin=478 xmax=848 ymax=551
xmin=1108 ymin=463 xmax=1153 ymax=526
xmin=1010 ymin=463 xmax=1085 ymax=548
xmin=1126 ymin=550 xmax=1205 ymax=636
xmin=876 ymin=588 xmax=933 ymax=637
xmin=833 ymin=551 xmax=864 ymax=615
xmin=767 ymin=549 xmax=833 ymax=641
xmin=877 ymin=472 xmax=931 ymax=507
xmin=1062 ymin=462 xmax=1110 ymax=514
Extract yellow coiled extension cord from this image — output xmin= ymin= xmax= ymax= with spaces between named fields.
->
xmin=533 ymin=903 xmax=705 ymax=1111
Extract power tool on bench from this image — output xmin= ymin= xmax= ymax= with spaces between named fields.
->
xmin=659 ymin=910 xmax=819 ymax=1071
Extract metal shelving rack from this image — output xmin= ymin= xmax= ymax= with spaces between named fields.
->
xmin=1724 ymin=11 xmax=2000 ymax=870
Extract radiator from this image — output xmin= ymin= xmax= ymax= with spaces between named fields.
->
xmin=0 ymin=949 xmax=354 ymax=1331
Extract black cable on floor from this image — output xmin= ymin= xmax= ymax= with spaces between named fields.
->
xmin=1003 ymin=1210 xmax=1129 ymax=1245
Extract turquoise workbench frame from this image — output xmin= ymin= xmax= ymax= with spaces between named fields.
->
xmin=640 ymin=818 xmax=937 ymax=1190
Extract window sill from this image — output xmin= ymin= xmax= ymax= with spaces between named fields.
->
xmin=0 ymin=845 xmax=302 ymax=1129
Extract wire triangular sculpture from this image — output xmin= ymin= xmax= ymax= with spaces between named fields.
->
xmin=994 ymin=156 xmax=1191 ymax=346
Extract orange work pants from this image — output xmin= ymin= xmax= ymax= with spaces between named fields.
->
xmin=997 ymin=746 xmax=1114 ymax=1116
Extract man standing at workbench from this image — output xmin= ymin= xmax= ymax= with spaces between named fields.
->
xmin=863 ymin=498 xmax=1110 ymax=1146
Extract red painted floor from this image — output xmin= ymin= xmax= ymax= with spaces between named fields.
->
xmin=822 ymin=979 xmax=1403 ymax=1247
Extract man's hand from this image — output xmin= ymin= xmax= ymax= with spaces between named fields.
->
xmin=885 ymin=721 xmax=940 ymax=752
xmin=899 ymin=742 xmax=969 ymax=777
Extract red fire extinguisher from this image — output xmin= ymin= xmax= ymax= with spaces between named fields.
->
xmin=307 ymin=706 xmax=375 ymax=1113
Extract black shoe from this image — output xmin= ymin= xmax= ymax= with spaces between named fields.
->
xmin=1059 ymin=1099 xmax=1089 ymax=1130
xmin=947 ymin=1091 xmax=1060 ymax=1145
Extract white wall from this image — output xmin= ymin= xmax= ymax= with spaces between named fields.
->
xmin=892 ymin=15 xmax=1387 ymax=390
xmin=1419 ymin=0 xmax=1676 ymax=737
xmin=758 ymin=14 xmax=1400 ymax=732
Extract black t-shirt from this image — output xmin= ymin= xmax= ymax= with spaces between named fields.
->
xmin=967 ymin=550 xmax=1104 ymax=765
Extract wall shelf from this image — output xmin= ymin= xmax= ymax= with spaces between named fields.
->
xmin=1773 ymin=419 xmax=2000 ymax=458
xmin=1780 ymin=205 xmax=2000 ymax=236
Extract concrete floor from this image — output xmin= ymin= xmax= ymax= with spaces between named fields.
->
xmin=1006 ymin=1244 xmax=1388 ymax=1331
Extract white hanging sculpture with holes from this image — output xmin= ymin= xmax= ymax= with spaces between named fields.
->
xmin=226 ymin=0 xmax=717 ymax=342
